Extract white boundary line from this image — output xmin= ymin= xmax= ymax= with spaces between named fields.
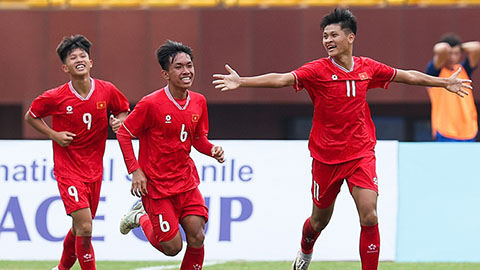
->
xmin=133 ymin=260 xmax=226 ymax=270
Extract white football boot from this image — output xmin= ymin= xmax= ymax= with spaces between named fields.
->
xmin=292 ymin=250 xmax=312 ymax=270
xmin=119 ymin=200 xmax=145 ymax=235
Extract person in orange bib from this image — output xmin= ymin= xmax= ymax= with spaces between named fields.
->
xmin=426 ymin=34 xmax=480 ymax=141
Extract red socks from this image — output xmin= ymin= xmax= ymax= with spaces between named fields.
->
xmin=300 ymin=217 xmax=321 ymax=254
xmin=360 ymin=224 xmax=380 ymax=270
xmin=75 ymin=236 xmax=96 ymax=270
xmin=181 ymin=245 xmax=204 ymax=270
xmin=58 ymin=229 xmax=76 ymax=270
xmin=140 ymin=214 xmax=165 ymax=253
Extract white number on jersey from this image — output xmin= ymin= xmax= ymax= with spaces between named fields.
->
xmin=313 ymin=181 xmax=320 ymax=201
xmin=346 ymin=80 xmax=356 ymax=97
xmin=158 ymin=214 xmax=171 ymax=232
xmin=180 ymin=124 xmax=188 ymax=142
xmin=68 ymin=186 xmax=79 ymax=202
xmin=83 ymin=113 xmax=92 ymax=130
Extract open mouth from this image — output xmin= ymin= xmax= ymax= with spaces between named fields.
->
xmin=181 ymin=77 xmax=192 ymax=83
xmin=327 ymin=44 xmax=336 ymax=51
xmin=75 ymin=64 xmax=86 ymax=70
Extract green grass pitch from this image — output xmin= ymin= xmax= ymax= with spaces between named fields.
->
xmin=0 ymin=261 xmax=479 ymax=270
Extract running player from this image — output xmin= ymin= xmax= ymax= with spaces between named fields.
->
xmin=212 ymin=8 xmax=471 ymax=270
xmin=117 ymin=40 xmax=224 ymax=270
xmin=25 ymin=34 xmax=130 ymax=270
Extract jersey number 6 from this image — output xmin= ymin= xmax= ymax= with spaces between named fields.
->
xmin=158 ymin=214 xmax=171 ymax=232
xmin=180 ymin=124 xmax=188 ymax=142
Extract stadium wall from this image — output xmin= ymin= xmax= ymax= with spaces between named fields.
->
xmin=0 ymin=140 xmax=478 ymax=262
xmin=1 ymin=8 xmax=480 ymax=139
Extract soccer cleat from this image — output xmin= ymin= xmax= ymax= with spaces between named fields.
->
xmin=120 ymin=200 xmax=145 ymax=235
xmin=292 ymin=250 xmax=312 ymax=270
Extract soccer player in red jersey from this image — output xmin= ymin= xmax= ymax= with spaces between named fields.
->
xmin=117 ymin=40 xmax=224 ymax=270
xmin=25 ymin=35 xmax=130 ymax=270
xmin=212 ymin=9 xmax=472 ymax=270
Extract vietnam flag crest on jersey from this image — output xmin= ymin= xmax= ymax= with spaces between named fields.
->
xmin=359 ymin=72 xmax=369 ymax=80
xmin=97 ymin=101 xmax=106 ymax=109
xmin=192 ymin=114 xmax=199 ymax=122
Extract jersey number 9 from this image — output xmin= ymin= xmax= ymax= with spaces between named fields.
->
xmin=83 ymin=113 xmax=92 ymax=130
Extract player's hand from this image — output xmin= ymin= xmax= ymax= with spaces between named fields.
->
xmin=212 ymin=64 xmax=241 ymax=91
xmin=52 ymin=131 xmax=76 ymax=147
xmin=446 ymin=67 xmax=472 ymax=97
xmin=131 ymin=168 xmax=148 ymax=197
xmin=109 ymin=114 xmax=122 ymax=133
xmin=211 ymin=145 xmax=225 ymax=163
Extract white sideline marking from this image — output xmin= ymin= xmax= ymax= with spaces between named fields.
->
xmin=133 ymin=260 xmax=226 ymax=270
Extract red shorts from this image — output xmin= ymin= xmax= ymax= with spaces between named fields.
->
xmin=57 ymin=177 xmax=102 ymax=218
xmin=142 ymin=187 xmax=208 ymax=242
xmin=311 ymin=155 xmax=378 ymax=209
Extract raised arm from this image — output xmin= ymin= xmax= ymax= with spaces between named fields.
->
xmin=432 ymin=42 xmax=451 ymax=70
xmin=213 ymin=64 xmax=295 ymax=91
xmin=393 ymin=68 xmax=472 ymax=97
xmin=462 ymin=41 xmax=480 ymax=68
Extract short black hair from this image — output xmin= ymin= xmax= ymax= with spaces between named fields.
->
xmin=56 ymin=34 xmax=92 ymax=63
xmin=440 ymin=33 xmax=462 ymax=48
xmin=321 ymin=8 xmax=357 ymax=35
xmin=156 ymin=40 xmax=194 ymax=71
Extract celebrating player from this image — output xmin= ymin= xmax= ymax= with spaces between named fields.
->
xmin=25 ymin=34 xmax=130 ymax=270
xmin=212 ymin=8 xmax=471 ymax=270
xmin=117 ymin=40 xmax=224 ymax=270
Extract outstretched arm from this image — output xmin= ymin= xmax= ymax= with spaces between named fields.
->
xmin=213 ymin=64 xmax=295 ymax=91
xmin=393 ymin=68 xmax=472 ymax=97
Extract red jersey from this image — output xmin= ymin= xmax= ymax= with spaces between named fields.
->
xmin=292 ymin=56 xmax=396 ymax=164
xmin=29 ymin=78 xmax=130 ymax=182
xmin=119 ymin=86 xmax=213 ymax=199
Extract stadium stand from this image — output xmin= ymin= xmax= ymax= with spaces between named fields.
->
xmin=183 ymin=0 xmax=219 ymax=7
xmin=300 ymin=0 xmax=339 ymax=6
xmin=143 ymin=0 xmax=181 ymax=7
xmin=25 ymin=0 xmax=49 ymax=7
xmin=342 ymin=0 xmax=385 ymax=6
xmin=458 ymin=0 xmax=480 ymax=4
xmin=222 ymin=0 xmax=262 ymax=7
xmin=415 ymin=0 xmax=458 ymax=5
xmin=69 ymin=0 xmax=101 ymax=7
xmin=385 ymin=0 xmax=406 ymax=4
xmin=0 ymin=0 xmax=28 ymax=8
xmin=103 ymin=0 xmax=142 ymax=8
xmin=261 ymin=0 xmax=302 ymax=7
xmin=2 ymin=0 xmax=480 ymax=8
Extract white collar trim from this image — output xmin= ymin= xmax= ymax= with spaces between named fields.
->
xmin=68 ymin=78 xmax=95 ymax=101
xmin=165 ymin=85 xmax=190 ymax=110
xmin=329 ymin=57 xmax=354 ymax=73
